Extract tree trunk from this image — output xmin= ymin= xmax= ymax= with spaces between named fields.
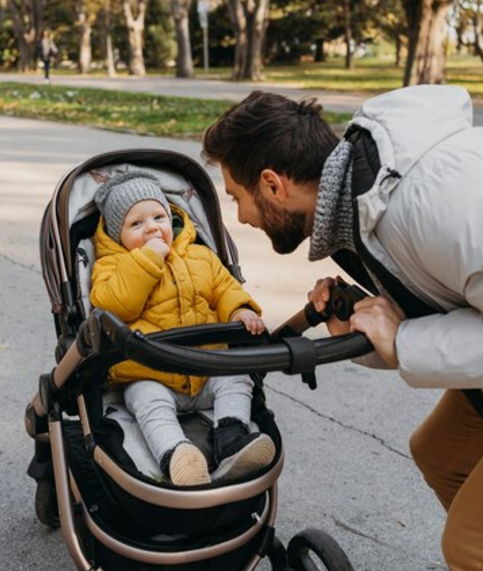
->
xmin=403 ymin=0 xmax=452 ymax=86
xmin=228 ymin=0 xmax=270 ymax=81
xmin=472 ymin=1 xmax=483 ymax=64
xmin=395 ymin=34 xmax=402 ymax=67
xmin=171 ymin=0 xmax=193 ymax=78
xmin=228 ymin=0 xmax=248 ymax=80
xmin=314 ymin=39 xmax=325 ymax=63
xmin=0 ymin=0 xmax=7 ymax=30
xmin=102 ymin=0 xmax=117 ymax=76
xmin=123 ymin=0 xmax=148 ymax=76
xmin=77 ymin=2 xmax=92 ymax=74
xmin=7 ymin=0 xmax=44 ymax=71
xmin=343 ymin=0 xmax=353 ymax=70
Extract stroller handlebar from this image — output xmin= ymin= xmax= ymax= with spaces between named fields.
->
xmin=29 ymin=305 xmax=373 ymax=419
xmin=125 ymin=328 xmax=373 ymax=377
xmin=85 ymin=305 xmax=373 ymax=377
xmin=43 ymin=304 xmax=374 ymax=402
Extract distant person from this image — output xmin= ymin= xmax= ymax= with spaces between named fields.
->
xmin=38 ymin=30 xmax=58 ymax=85
xmin=90 ymin=170 xmax=276 ymax=487
xmin=202 ymin=86 xmax=483 ymax=571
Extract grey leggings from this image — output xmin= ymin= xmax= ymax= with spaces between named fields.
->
xmin=124 ymin=375 xmax=254 ymax=465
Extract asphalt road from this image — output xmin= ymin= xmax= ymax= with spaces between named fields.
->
xmin=0 ymin=115 xmax=448 ymax=571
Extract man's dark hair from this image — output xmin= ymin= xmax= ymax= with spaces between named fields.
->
xmin=202 ymin=91 xmax=340 ymax=191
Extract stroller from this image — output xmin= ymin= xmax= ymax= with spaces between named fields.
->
xmin=25 ymin=149 xmax=372 ymax=571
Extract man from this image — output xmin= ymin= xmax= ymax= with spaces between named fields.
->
xmin=202 ymin=86 xmax=483 ymax=571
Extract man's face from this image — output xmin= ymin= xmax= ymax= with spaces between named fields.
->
xmin=221 ymin=166 xmax=308 ymax=254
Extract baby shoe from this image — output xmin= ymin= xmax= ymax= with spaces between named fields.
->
xmin=169 ymin=443 xmax=210 ymax=486
xmin=211 ymin=419 xmax=276 ymax=481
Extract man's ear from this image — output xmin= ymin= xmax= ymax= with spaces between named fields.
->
xmin=260 ymin=169 xmax=287 ymax=203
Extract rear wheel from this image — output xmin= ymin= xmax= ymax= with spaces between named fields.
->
xmin=35 ymin=478 xmax=60 ymax=529
xmin=287 ymin=528 xmax=355 ymax=571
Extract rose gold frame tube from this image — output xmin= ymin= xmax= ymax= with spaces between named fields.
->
xmin=79 ymin=485 xmax=273 ymax=565
xmin=28 ymin=342 xmax=84 ymax=421
xmin=53 ymin=341 xmax=84 ymax=390
xmin=49 ymin=420 xmax=95 ymax=571
xmin=93 ymin=444 xmax=284 ymax=510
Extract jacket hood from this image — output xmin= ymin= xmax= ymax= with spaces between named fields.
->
xmin=94 ymin=203 xmax=196 ymax=258
xmin=348 ymin=85 xmax=473 ymax=235
xmin=349 ymin=85 xmax=473 ymax=178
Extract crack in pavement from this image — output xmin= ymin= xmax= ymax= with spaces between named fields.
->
xmin=330 ymin=514 xmax=390 ymax=546
xmin=0 ymin=252 xmax=41 ymax=275
xmin=266 ymin=384 xmax=411 ymax=460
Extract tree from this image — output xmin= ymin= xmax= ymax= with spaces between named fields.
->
xmin=76 ymin=0 xmax=96 ymax=73
xmin=170 ymin=0 xmax=193 ymax=77
xmin=373 ymin=0 xmax=407 ymax=66
xmin=123 ymin=0 xmax=148 ymax=75
xmin=266 ymin=0 xmax=341 ymax=64
xmin=98 ymin=0 xmax=117 ymax=76
xmin=144 ymin=0 xmax=176 ymax=70
xmin=452 ymin=0 xmax=483 ymax=62
xmin=227 ymin=0 xmax=270 ymax=81
xmin=7 ymin=0 xmax=45 ymax=71
xmin=1 ymin=0 xmax=7 ymax=29
xmin=403 ymin=0 xmax=453 ymax=85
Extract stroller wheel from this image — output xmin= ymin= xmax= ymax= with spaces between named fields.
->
xmin=287 ymin=528 xmax=355 ymax=571
xmin=35 ymin=478 xmax=60 ymax=529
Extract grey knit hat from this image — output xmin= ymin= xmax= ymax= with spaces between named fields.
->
xmin=95 ymin=170 xmax=172 ymax=243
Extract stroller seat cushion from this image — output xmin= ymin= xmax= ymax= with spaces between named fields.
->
xmin=102 ymin=387 xmax=260 ymax=480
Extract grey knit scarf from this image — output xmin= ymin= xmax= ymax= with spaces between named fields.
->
xmin=308 ymin=139 xmax=394 ymax=301
xmin=308 ymin=140 xmax=356 ymax=261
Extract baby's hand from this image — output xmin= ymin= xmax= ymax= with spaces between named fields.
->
xmin=143 ymin=237 xmax=171 ymax=259
xmin=231 ymin=309 xmax=265 ymax=335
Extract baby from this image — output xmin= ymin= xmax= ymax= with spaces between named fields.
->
xmin=90 ymin=170 xmax=275 ymax=486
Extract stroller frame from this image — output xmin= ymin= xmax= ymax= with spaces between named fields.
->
xmin=26 ymin=149 xmax=372 ymax=571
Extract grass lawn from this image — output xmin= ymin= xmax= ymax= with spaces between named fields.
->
xmin=198 ymin=54 xmax=483 ymax=99
xmin=0 ymin=82 xmax=352 ymax=137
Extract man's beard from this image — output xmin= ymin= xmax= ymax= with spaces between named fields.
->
xmin=254 ymin=192 xmax=308 ymax=254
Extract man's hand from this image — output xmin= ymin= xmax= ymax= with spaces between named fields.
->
xmin=307 ymin=276 xmax=351 ymax=336
xmin=350 ymin=296 xmax=405 ymax=368
xmin=143 ymin=237 xmax=171 ymax=260
xmin=231 ymin=309 xmax=266 ymax=335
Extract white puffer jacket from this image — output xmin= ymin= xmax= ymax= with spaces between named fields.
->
xmin=350 ymin=84 xmax=483 ymax=389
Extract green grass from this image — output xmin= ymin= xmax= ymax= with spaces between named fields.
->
xmin=196 ymin=54 xmax=483 ymax=99
xmin=0 ymin=82 xmax=352 ymax=137
xmin=0 ymin=82 xmax=233 ymax=138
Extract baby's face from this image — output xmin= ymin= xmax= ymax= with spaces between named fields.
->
xmin=120 ymin=200 xmax=173 ymax=251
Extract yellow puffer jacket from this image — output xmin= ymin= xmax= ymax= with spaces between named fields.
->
xmin=90 ymin=205 xmax=261 ymax=395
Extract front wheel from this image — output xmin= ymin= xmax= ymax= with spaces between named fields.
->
xmin=35 ymin=478 xmax=60 ymax=529
xmin=287 ymin=528 xmax=355 ymax=571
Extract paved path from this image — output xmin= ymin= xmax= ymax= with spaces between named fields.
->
xmin=3 ymin=71 xmax=483 ymax=125
xmin=0 ymin=115 xmax=448 ymax=571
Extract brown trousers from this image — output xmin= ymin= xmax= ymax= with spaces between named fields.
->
xmin=410 ymin=390 xmax=483 ymax=571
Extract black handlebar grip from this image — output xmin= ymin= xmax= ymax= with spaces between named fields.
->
xmin=304 ymin=302 xmax=330 ymax=326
